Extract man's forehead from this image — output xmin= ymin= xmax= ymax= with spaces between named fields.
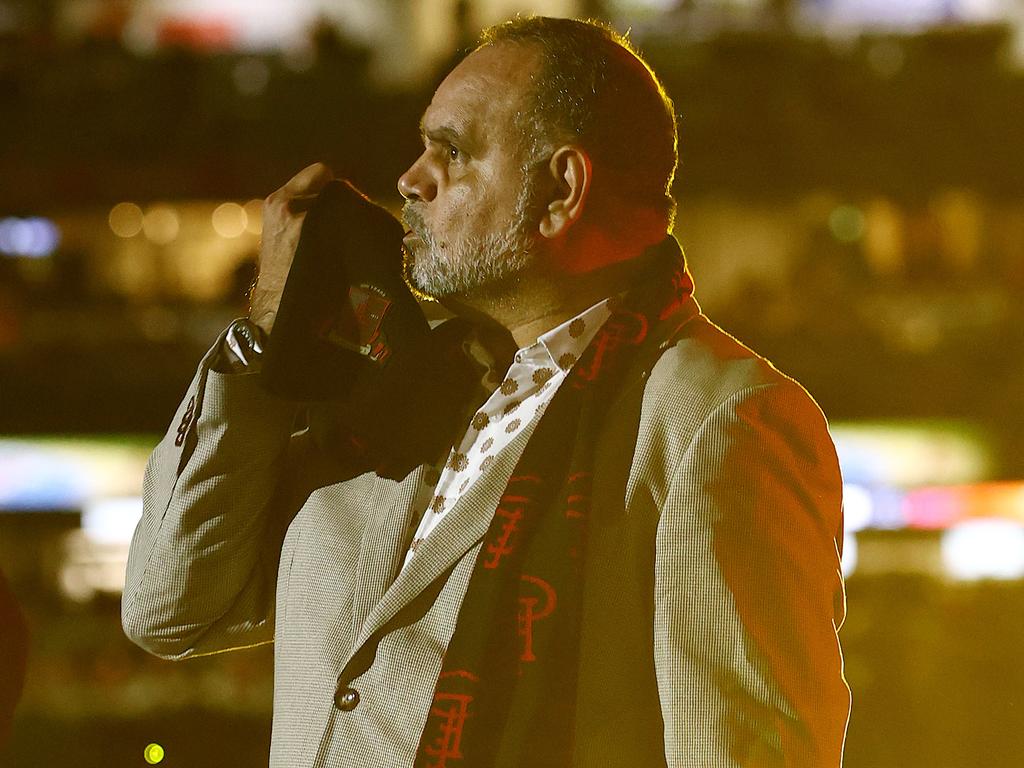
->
xmin=420 ymin=43 xmax=540 ymax=140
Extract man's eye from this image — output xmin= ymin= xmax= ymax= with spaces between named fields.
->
xmin=448 ymin=144 xmax=461 ymax=161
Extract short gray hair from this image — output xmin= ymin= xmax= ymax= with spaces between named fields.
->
xmin=478 ymin=16 xmax=679 ymax=230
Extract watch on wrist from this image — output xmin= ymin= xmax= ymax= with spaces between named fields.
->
xmin=226 ymin=318 xmax=266 ymax=367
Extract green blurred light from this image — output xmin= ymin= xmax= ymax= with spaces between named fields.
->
xmin=829 ymin=204 xmax=865 ymax=243
xmin=144 ymin=743 xmax=165 ymax=765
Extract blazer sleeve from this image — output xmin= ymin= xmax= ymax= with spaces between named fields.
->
xmin=654 ymin=380 xmax=850 ymax=767
xmin=121 ymin=337 xmax=306 ymax=660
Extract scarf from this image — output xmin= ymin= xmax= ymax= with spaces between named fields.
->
xmin=413 ymin=237 xmax=695 ymax=767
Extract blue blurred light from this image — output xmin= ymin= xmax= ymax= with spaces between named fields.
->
xmin=0 ymin=216 xmax=61 ymax=258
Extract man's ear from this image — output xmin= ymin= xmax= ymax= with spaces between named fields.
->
xmin=539 ymin=145 xmax=591 ymax=239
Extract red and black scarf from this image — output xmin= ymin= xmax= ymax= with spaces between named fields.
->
xmin=414 ymin=237 xmax=695 ymax=767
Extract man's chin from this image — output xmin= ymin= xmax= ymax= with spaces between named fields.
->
xmin=404 ymin=261 xmax=442 ymax=302
xmin=405 ymin=252 xmax=464 ymax=301
xmin=406 ymin=243 xmax=534 ymax=304
xmin=400 ymin=244 xmax=438 ymax=301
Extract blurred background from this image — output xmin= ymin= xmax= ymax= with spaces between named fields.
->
xmin=1 ymin=0 xmax=1022 ymax=765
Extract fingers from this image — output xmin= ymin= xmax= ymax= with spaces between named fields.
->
xmin=249 ymin=162 xmax=335 ymax=335
xmin=285 ymin=193 xmax=321 ymax=215
xmin=268 ymin=162 xmax=333 ymax=215
xmin=282 ymin=162 xmax=334 ymax=197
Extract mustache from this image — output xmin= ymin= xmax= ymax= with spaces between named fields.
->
xmin=401 ymin=202 xmax=428 ymax=239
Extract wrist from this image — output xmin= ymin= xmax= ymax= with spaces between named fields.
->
xmin=248 ymin=287 xmax=279 ymax=336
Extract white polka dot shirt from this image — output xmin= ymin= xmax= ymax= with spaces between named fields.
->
xmin=401 ymin=299 xmax=612 ymax=571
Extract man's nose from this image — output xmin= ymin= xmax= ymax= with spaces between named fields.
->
xmin=397 ymin=154 xmax=437 ymax=202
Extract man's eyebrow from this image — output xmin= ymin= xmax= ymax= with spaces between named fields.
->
xmin=420 ymin=121 xmax=468 ymax=146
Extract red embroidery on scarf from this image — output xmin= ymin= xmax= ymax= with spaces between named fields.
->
xmin=572 ymin=311 xmax=648 ymax=384
xmin=564 ymin=495 xmax=586 ymax=518
xmin=482 ymin=476 xmax=541 ymax=569
xmin=422 ymin=669 xmax=479 ymax=768
xmin=564 ymin=472 xmax=591 ymax=519
xmin=482 ymin=504 xmax=522 ymax=569
xmin=518 ymin=575 xmax=557 ymax=662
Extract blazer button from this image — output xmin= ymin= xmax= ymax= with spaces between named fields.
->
xmin=334 ymin=686 xmax=360 ymax=712
xmin=174 ymin=396 xmax=196 ymax=447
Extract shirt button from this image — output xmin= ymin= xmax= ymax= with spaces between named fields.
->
xmin=334 ymin=686 xmax=360 ymax=711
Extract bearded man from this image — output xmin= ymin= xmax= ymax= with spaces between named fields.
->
xmin=123 ymin=16 xmax=850 ymax=768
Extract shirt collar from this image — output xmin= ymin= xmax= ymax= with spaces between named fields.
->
xmin=461 ymin=297 xmax=614 ymax=378
xmin=527 ymin=299 xmax=613 ymax=370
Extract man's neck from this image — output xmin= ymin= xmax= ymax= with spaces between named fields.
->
xmin=442 ymin=251 xmax=650 ymax=350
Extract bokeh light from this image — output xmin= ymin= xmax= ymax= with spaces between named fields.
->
xmin=829 ymin=204 xmax=866 ymax=242
xmin=842 ymin=483 xmax=874 ymax=533
xmin=142 ymin=205 xmax=180 ymax=245
xmin=143 ymin=742 xmax=165 ymax=765
xmin=108 ymin=203 xmax=144 ymax=238
xmin=243 ymin=199 xmax=264 ymax=235
xmin=942 ymin=519 xmax=1024 ymax=581
xmin=842 ymin=531 xmax=858 ymax=577
xmin=0 ymin=216 xmax=60 ymax=257
xmin=212 ymin=202 xmax=248 ymax=238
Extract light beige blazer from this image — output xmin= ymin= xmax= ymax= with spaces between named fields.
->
xmin=123 ymin=294 xmax=850 ymax=767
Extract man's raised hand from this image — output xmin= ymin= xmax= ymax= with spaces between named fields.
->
xmin=249 ymin=162 xmax=335 ymax=335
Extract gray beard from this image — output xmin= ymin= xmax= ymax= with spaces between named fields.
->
xmin=402 ymin=181 xmax=537 ymax=299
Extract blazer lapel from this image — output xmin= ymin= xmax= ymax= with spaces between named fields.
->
xmin=350 ymin=417 xmax=540 ymax=653
xmin=348 ymin=467 xmax=425 ymax=634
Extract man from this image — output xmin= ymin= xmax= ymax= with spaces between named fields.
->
xmin=123 ymin=16 xmax=850 ymax=767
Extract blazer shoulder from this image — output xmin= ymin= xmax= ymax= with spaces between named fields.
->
xmin=630 ymin=315 xmax=835 ymax=512
xmin=636 ymin=315 xmax=832 ymax=474
xmin=649 ymin=315 xmax=813 ymax=410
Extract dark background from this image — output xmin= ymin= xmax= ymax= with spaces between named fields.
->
xmin=1 ymin=1 xmax=1022 ymax=766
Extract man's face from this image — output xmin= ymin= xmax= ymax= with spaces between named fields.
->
xmin=398 ymin=44 xmax=543 ymax=299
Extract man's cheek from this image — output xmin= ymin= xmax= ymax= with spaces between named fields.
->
xmin=431 ymin=216 xmax=457 ymax=252
xmin=440 ymin=209 xmax=478 ymax=250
